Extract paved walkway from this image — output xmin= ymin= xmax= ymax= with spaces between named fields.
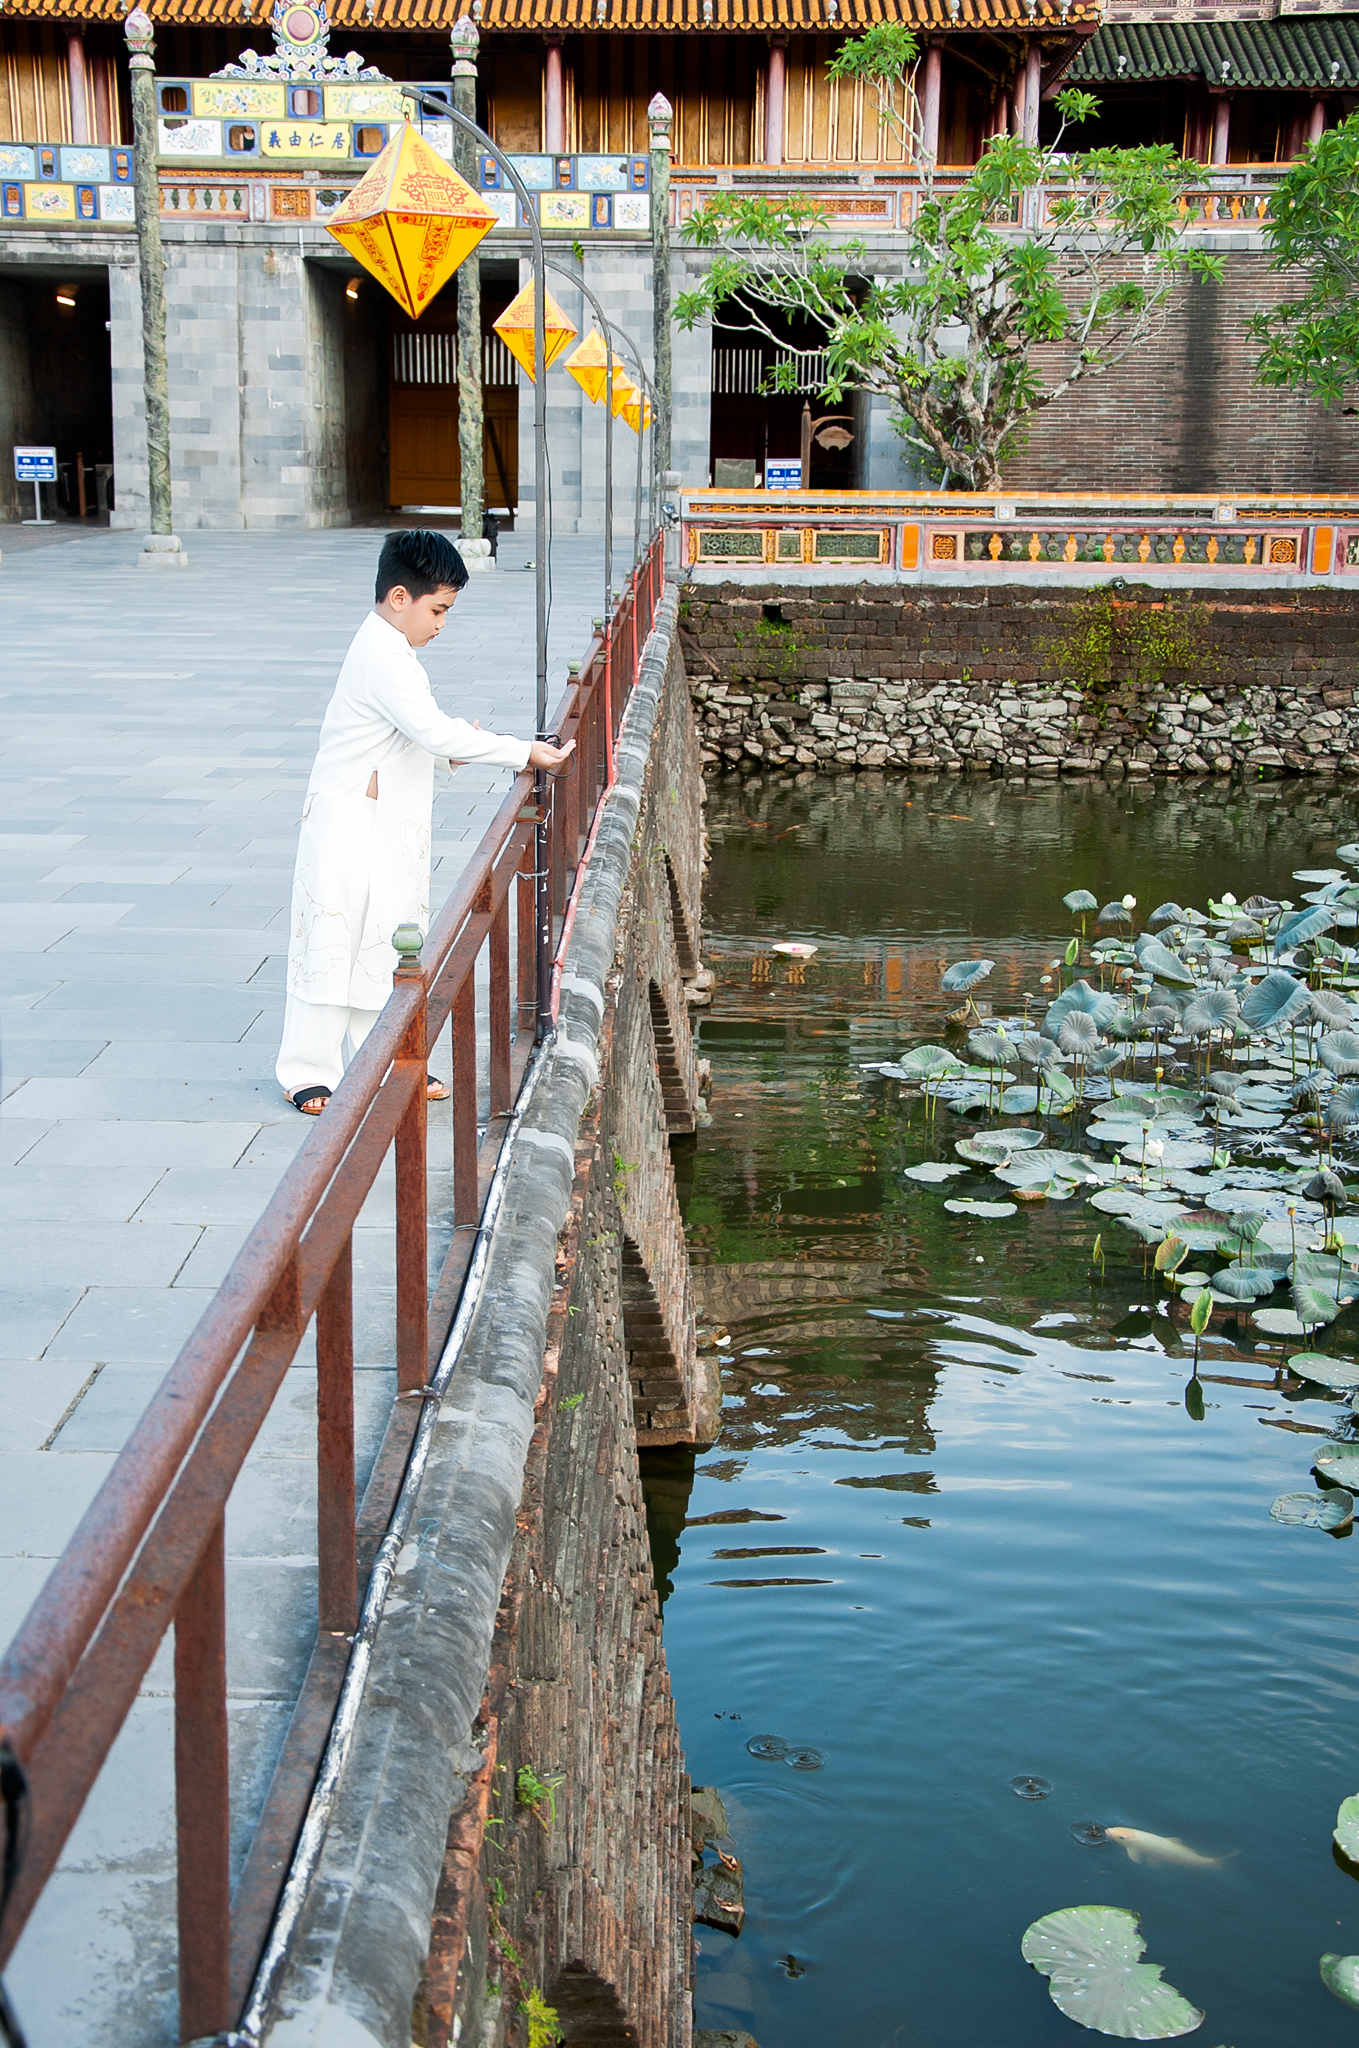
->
xmin=0 ymin=521 xmax=610 ymax=2044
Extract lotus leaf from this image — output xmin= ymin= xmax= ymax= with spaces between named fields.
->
xmin=1316 ymin=1447 xmax=1359 ymax=1489
xmin=1042 ymin=980 xmax=1122 ymax=1042
xmin=1043 ymin=1069 xmax=1078 ymax=1104
xmin=955 ymin=1134 xmax=1016 ymax=1164
xmin=1329 ymin=1216 xmax=1359 ymax=1245
xmin=1287 ymin=1351 xmax=1359 ymax=1388
xmin=1310 ymin=989 xmax=1354 ymax=1028
xmin=1137 ymin=940 xmax=1197 ymax=988
xmin=903 ymin=1162 xmax=971 ymax=1183
xmin=1295 ymin=868 xmax=1348 ymax=885
xmin=1097 ymin=901 xmax=1133 ymax=926
xmin=1209 ymin=1207 xmax=1265 ymax=1239
xmin=944 ymin=1198 xmax=1017 ymax=1218
xmin=1182 ymin=991 xmax=1240 ymax=1036
xmin=940 ymin=958 xmax=995 ymax=993
xmin=1217 ymin=1109 xmax=1283 ymax=1132
xmin=1274 ymin=905 xmax=1336 ymax=955
xmin=1253 ymin=1307 xmax=1309 ymax=1336
xmin=1211 ymin=1266 xmax=1278 ymax=1301
xmin=1154 ymin=1235 xmax=1188 ymax=1273
xmin=1119 ymin=1138 xmax=1215 ymax=1171
xmin=1059 ymin=1012 xmax=1102 ymax=1054
xmin=1000 ymin=1085 xmax=1041 ymax=1113
xmin=1328 ymin=1088 xmax=1359 ymax=1133
xmin=1241 ymin=971 xmax=1311 ymax=1032
xmin=1020 ymin=1906 xmax=1204 ymax=2040
xmin=1295 ymin=1284 xmax=1347 ymax=1330
xmin=1319 ymin=1031 xmax=1359 ymax=1077
xmin=1224 ymin=919 xmax=1265 ymax=943
xmin=969 ymin=1029 xmax=1013 ymax=1065
xmin=1190 ymin=1288 xmax=1213 ymax=1337
xmin=1064 ymin=889 xmax=1099 ymax=914
xmin=1335 ymin=1797 xmax=1359 ymax=1863
xmin=1271 ymin=1490 xmax=1355 ymax=1530
xmin=1147 ymin=902 xmax=1186 ymax=929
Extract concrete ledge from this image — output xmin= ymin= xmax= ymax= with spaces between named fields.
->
xmin=263 ymin=590 xmax=680 ymax=2048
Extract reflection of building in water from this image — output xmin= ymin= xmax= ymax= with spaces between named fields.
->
xmin=691 ymin=1261 xmax=941 ymax=1457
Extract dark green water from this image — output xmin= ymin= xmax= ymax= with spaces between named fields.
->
xmin=650 ymin=770 xmax=1359 ymax=2048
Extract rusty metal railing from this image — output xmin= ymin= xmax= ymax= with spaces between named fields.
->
xmin=0 ymin=532 xmax=665 ymax=2044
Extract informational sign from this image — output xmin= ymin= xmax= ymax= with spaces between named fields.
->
xmin=15 ymin=445 xmax=57 ymax=483
xmin=765 ymin=459 xmax=803 ymax=492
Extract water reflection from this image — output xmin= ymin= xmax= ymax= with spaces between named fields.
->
xmin=649 ymin=772 xmax=1359 ymax=2048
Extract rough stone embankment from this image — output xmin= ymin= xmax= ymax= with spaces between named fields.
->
xmin=681 ymin=581 xmax=1359 ymax=779
xmin=690 ymin=672 xmax=1359 ymax=779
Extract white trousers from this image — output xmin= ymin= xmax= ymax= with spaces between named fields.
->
xmin=275 ymin=990 xmax=381 ymax=1099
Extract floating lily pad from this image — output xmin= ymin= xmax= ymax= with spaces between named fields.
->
xmin=955 ymin=1134 xmax=1017 ymax=1165
xmin=1021 ymin=1906 xmax=1204 ymax=2040
xmin=1315 ymin=1447 xmax=1359 ymax=1489
xmin=903 ymin=1161 xmax=971 ymax=1183
xmin=1271 ymin=1490 xmax=1355 ymax=1530
xmin=1335 ymin=1796 xmax=1359 ymax=1862
xmin=1288 ymin=1352 xmax=1359 ymax=1389
xmin=1000 ymin=1085 xmax=1040 ymax=1114
xmin=1253 ymin=1306 xmax=1309 ymax=1336
xmin=1322 ymin=1953 xmax=1359 ymax=2012
xmin=944 ymin=1198 xmax=1018 ymax=1219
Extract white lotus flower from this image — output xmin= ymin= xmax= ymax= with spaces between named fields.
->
xmin=1221 ymin=891 xmax=1237 ymax=907
xmin=1122 ymin=893 xmax=1137 ymax=910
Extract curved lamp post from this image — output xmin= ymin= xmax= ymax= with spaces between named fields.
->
xmin=547 ymin=258 xmax=659 ymax=613
xmin=397 ymin=86 xmax=554 ymax=1033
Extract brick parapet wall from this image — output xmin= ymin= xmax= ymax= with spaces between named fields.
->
xmin=1007 ymin=254 xmax=1359 ymax=494
xmin=681 ymin=581 xmax=1359 ymax=778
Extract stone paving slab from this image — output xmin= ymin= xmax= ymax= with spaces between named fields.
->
xmin=0 ymin=520 xmax=610 ymax=2045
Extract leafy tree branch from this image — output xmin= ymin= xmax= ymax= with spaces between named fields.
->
xmin=676 ymin=67 xmax=1222 ymax=490
xmin=1250 ymin=111 xmax=1359 ymax=409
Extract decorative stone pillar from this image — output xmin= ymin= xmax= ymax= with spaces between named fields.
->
xmin=920 ymin=38 xmax=942 ymax=164
xmin=1307 ymin=94 xmax=1327 ymax=146
xmin=765 ymin=35 xmax=786 ymax=165
xmin=66 ymin=31 xmax=91 ymax=147
xmin=1210 ymin=93 xmax=1232 ymax=165
xmin=124 ymin=7 xmax=185 ymax=565
xmin=451 ymin=14 xmax=487 ymax=562
xmin=544 ymin=35 xmax=565 ymax=154
xmin=649 ymin=91 xmax=673 ymax=476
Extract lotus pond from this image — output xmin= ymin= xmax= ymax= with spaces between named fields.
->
xmin=646 ymin=770 xmax=1359 ymax=2048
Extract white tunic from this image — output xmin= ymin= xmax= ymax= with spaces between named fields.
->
xmin=286 ymin=610 xmax=531 ymax=1009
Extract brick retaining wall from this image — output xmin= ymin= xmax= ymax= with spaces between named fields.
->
xmin=681 ymin=581 xmax=1359 ymax=779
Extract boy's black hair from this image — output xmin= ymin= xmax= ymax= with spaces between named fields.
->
xmin=375 ymin=528 xmax=468 ymax=602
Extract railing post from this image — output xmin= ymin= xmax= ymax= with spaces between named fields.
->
xmin=315 ymin=1234 xmax=357 ymax=1635
xmin=392 ymin=925 xmax=428 ymax=1395
xmin=175 ymin=1517 xmax=231 ymax=2042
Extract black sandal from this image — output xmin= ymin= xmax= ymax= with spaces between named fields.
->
xmin=290 ymin=1086 xmax=331 ymax=1116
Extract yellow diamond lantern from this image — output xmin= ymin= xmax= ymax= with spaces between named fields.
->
xmin=493 ymin=280 xmax=578 ymax=383
xmin=622 ymin=389 xmax=653 ymax=435
xmin=325 ymin=123 xmax=497 ymax=320
xmin=609 ymin=367 xmax=640 ymax=419
xmin=565 ymin=327 xmax=611 ymax=405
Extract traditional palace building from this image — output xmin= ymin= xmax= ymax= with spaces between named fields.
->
xmin=1 ymin=0 xmax=1357 ymax=527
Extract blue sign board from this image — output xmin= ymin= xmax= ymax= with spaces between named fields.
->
xmin=15 ymin=446 xmax=57 ymax=483
xmin=765 ymin=459 xmax=803 ymax=492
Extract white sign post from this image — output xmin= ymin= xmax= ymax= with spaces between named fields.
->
xmin=15 ymin=446 xmax=57 ymax=525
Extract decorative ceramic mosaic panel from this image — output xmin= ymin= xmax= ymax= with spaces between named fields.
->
xmin=192 ymin=80 xmax=286 ymax=117
xmin=158 ymin=119 xmax=224 ymax=156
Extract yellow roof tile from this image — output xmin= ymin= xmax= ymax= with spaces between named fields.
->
xmin=6 ymin=0 xmax=1098 ymax=30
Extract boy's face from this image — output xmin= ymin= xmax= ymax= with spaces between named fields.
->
xmin=379 ymin=581 xmax=461 ymax=647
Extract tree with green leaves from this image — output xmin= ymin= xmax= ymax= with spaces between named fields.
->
xmin=676 ymin=30 xmax=1221 ymax=490
xmin=1250 ymin=112 xmax=1359 ymax=409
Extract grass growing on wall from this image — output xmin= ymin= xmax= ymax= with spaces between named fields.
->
xmin=1040 ymin=589 xmax=1219 ymax=703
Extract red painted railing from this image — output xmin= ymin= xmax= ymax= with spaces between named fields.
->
xmin=0 ymin=533 xmax=665 ymax=2042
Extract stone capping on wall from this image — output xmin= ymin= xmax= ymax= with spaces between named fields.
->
xmin=265 ymin=587 xmax=684 ymax=2048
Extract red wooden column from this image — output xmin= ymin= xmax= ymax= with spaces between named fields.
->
xmin=920 ymin=40 xmax=942 ymax=163
xmin=765 ymin=36 xmax=787 ymax=166
xmin=66 ymin=32 xmax=91 ymax=145
xmin=544 ymin=36 xmax=565 ymax=154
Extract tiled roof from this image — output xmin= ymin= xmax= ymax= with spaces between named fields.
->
xmin=1069 ymin=17 xmax=1359 ymax=89
xmin=4 ymin=0 xmax=1099 ymax=29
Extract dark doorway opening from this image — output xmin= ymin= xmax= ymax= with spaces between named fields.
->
xmin=708 ymin=302 xmax=857 ymax=490
xmin=385 ymin=258 xmax=520 ymax=523
xmin=0 ymin=265 xmax=113 ymax=522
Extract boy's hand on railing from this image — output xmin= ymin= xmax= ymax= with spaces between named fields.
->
xmin=529 ymin=737 xmax=576 ymax=774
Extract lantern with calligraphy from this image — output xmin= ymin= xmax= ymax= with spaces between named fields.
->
xmin=609 ymin=366 xmax=639 ymax=420
xmin=564 ymin=327 xmax=611 ymax=404
xmin=325 ymin=122 xmax=497 ymax=320
xmin=493 ymin=279 xmax=578 ymax=382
